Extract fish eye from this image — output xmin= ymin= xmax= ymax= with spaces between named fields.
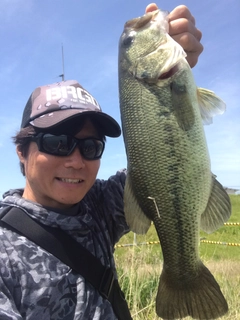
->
xmin=122 ymin=34 xmax=134 ymax=47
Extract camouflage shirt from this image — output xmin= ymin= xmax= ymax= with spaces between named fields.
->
xmin=0 ymin=170 xmax=129 ymax=320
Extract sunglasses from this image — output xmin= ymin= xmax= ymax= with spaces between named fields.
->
xmin=31 ymin=133 xmax=105 ymax=160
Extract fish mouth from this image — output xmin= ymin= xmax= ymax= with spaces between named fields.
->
xmin=158 ymin=64 xmax=179 ymax=80
xmin=125 ymin=10 xmax=159 ymax=30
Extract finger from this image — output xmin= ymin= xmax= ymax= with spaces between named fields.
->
xmin=168 ymin=5 xmax=195 ymax=25
xmin=172 ymin=32 xmax=203 ymax=54
xmin=172 ymin=33 xmax=204 ymax=67
xmin=184 ymin=52 xmax=201 ymax=68
xmin=169 ymin=18 xmax=202 ymax=41
xmin=145 ymin=3 xmax=158 ymax=13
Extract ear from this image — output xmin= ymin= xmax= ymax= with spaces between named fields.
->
xmin=16 ymin=146 xmax=25 ymax=163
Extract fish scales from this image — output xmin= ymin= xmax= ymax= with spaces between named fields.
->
xmin=120 ymin=62 xmax=211 ymax=274
xmin=118 ymin=9 xmax=231 ymax=320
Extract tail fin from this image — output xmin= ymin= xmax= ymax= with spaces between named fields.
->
xmin=156 ymin=261 xmax=228 ymax=319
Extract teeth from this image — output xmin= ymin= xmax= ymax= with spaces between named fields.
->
xmin=60 ymin=178 xmax=82 ymax=184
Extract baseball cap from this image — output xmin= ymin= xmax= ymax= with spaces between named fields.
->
xmin=21 ymin=80 xmax=121 ymax=137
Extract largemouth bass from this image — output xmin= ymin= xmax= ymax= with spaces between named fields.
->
xmin=118 ymin=9 xmax=231 ymax=320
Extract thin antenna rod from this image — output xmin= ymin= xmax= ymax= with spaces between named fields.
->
xmin=61 ymin=44 xmax=65 ymax=81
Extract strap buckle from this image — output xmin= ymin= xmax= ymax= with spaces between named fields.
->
xmin=99 ymin=267 xmax=115 ymax=300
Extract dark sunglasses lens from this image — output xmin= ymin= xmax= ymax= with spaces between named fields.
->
xmin=80 ymin=139 xmax=104 ymax=159
xmin=42 ymin=134 xmax=73 ymax=155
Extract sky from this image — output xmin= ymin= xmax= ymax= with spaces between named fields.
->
xmin=0 ymin=0 xmax=239 ymax=197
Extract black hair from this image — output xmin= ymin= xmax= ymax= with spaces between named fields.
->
xmin=12 ymin=126 xmax=38 ymax=176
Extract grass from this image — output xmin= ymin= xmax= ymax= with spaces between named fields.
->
xmin=115 ymin=195 xmax=240 ymax=319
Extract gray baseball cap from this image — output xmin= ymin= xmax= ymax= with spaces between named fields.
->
xmin=21 ymin=79 xmax=121 ymax=137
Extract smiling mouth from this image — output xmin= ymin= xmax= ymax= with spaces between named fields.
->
xmin=57 ymin=178 xmax=83 ymax=184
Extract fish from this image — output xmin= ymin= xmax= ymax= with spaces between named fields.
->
xmin=118 ymin=9 xmax=232 ymax=320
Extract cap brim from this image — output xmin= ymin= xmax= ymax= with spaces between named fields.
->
xmin=30 ymin=108 xmax=121 ymax=137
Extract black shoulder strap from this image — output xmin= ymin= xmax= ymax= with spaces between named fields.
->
xmin=0 ymin=206 xmax=132 ymax=320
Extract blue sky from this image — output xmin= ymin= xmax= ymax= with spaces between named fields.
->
xmin=0 ymin=0 xmax=239 ymax=197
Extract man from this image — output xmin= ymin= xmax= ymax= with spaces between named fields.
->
xmin=0 ymin=3 xmax=203 ymax=319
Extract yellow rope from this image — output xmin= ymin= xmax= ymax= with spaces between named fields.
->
xmin=115 ymin=239 xmax=240 ymax=249
xmin=115 ymin=241 xmax=160 ymax=248
xmin=200 ymin=240 xmax=240 ymax=247
xmin=224 ymin=222 xmax=240 ymax=226
xmin=115 ymin=222 xmax=240 ymax=249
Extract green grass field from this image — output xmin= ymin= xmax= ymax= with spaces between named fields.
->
xmin=115 ymin=195 xmax=240 ymax=319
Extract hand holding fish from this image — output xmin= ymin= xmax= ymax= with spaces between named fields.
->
xmin=146 ymin=3 xmax=203 ymax=67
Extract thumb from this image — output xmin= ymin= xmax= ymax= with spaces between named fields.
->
xmin=145 ymin=3 xmax=158 ymax=13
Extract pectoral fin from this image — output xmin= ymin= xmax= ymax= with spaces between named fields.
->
xmin=200 ymin=174 xmax=231 ymax=234
xmin=124 ymin=175 xmax=151 ymax=234
xmin=197 ymin=88 xmax=226 ymax=125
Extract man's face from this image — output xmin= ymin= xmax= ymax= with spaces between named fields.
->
xmin=18 ymin=119 xmax=101 ymax=210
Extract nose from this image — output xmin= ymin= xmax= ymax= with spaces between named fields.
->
xmin=64 ymin=147 xmax=86 ymax=169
